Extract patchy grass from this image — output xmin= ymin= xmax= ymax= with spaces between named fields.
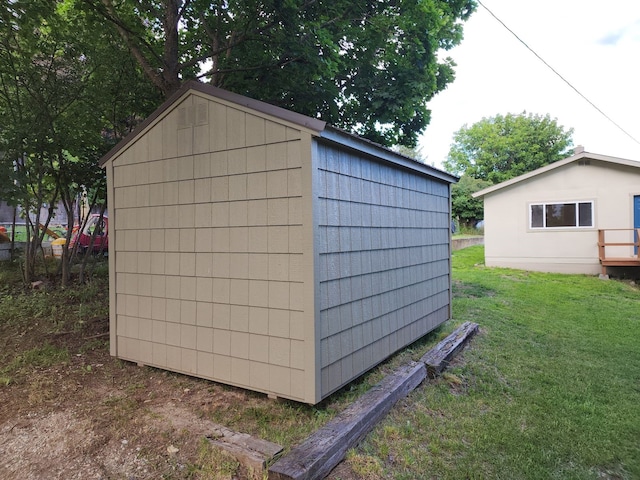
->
xmin=1 ymin=344 xmax=69 ymax=383
xmin=453 ymin=225 xmax=484 ymax=237
xmin=5 ymin=246 xmax=638 ymax=479
xmin=0 ymin=259 xmax=446 ymax=479
xmin=186 ymin=438 xmax=243 ymax=480
xmin=451 ymin=233 xmax=483 ymax=239
xmin=0 ymin=260 xmax=110 ymax=391
xmin=345 ymin=451 xmax=384 ymax=480
xmin=347 ymin=246 xmax=640 ymax=479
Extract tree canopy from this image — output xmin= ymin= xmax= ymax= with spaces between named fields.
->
xmin=0 ymin=0 xmax=159 ymax=283
xmin=444 ymin=112 xmax=574 ymax=184
xmin=0 ymin=0 xmax=478 ymax=282
xmin=81 ymin=0 xmax=476 ymax=147
xmin=451 ymin=174 xmax=490 ymax=228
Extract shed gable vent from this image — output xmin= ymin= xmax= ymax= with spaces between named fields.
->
xmin=177 ymin=105 xmax=194 ymax=129
xmin=177 ymin=103 xmax=209 ymax=128
xmin=578 ymin=160 xmax=591 ymax=166
xmin=196 ymin=103 xmax=209 ymax=125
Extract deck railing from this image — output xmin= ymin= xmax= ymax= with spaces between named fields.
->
xmin=597 ymin=229 xmax=640 ymax=274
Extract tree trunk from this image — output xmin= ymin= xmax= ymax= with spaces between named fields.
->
xmin=23 ymin=216 xmax=32 ymax=284
xmin=162 ymin=0 xmax=182 ymax=95
xmin=59 ymin=201 xmax=76 ymax=287
xmin=99 ymin=0 xmax=183 ymax=97
xmin=10 ymin=205 xmax=17 ymax=261
xmin=79 ymin=203 xmax=106 ymax=283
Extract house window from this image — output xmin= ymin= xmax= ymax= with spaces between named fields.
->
xmin=530 ymin=201 xmax=593 ymax=229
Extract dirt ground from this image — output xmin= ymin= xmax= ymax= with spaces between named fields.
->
xmin=0 ymin=311 xmax=358 ymax=480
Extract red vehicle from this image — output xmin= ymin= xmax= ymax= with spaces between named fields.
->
xmin=70 ymin=214 xmax=108 ymax=254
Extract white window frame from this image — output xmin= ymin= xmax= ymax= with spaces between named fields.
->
xmin=529 ymin=201 xmax=594 ymax=229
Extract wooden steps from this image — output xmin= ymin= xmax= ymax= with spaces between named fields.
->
xmin=600 ymin=258 xmax=640 ymax=267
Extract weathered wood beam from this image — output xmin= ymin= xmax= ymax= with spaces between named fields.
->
xmin=268 ymin=321 xmax=480 ymax=480
xmin=207 ymin=424 xmax=283 ymax=476
xmin=420 ymin=321 xmax=479 ymax=378
xmin=268 ymin=361 xmax=427 ymax=480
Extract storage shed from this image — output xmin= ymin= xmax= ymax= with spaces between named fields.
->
xmin=100 ymin=81 xmax=456 ymax=404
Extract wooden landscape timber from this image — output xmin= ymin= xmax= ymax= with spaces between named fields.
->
xmin=206 ymin=425 xmax=283 ymax=476
xmin=268 ymin=362 xmax=426 ymax=480
xmin=420 ymin=321 xmax=480 ymax=378
xmin=268 ymin=321 xmax=479 ymax=480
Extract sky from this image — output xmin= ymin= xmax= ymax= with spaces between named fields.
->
xmin=418 ymin=0 xmax=640 ymax=170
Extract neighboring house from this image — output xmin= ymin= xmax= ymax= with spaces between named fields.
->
xmin=0 ymin=200 xmax=70 ymax=226
xmin=100 ymin=81 xmax=456 ymax=404
xmin=0 ymin=201 xmax=15 ymax=223
xmin=473 ymin=148 xmax=640 ymax=275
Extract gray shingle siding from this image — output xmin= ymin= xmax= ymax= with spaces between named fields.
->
xmin=314 ymin=142 xmax=451 ymax=396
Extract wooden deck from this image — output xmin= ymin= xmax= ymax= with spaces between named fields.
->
xmin=598 ymin=229 xmax=640 ymax=274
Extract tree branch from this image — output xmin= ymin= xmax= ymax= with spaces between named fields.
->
xmin=88 ymin=0 xmax=170 ymax=94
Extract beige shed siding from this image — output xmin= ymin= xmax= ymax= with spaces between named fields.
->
xmin=484 ymin=160 xmax=640 ymax=274
xmin=110 ymin=92 xmax=311 ymax=402
xmin=315 ymin=143 xmax=451 ymax=397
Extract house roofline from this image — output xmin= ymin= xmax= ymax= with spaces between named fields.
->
xmin=472 ymin=151 xmax=640 ymax=198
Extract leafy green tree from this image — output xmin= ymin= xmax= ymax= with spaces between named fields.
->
xmin=82 ymin=0 xmax=476 ymax=147
xmin=52 ymin=2 xmax=160 ymax=285
xmin=0 ymin=0 xmax=158 ymax=284
xmin=444 ymin=112 xmax=574 ymax=184
xmin=393 ymin=145 xmax=427 ymax=163
xmin=451 ymin=174 xmax=490 ymax=229
xmin=0 ymin=0 xmax=72 ymax=281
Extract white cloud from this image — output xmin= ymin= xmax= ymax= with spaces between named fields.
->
xmin=419 ymin=0 xmax=640 ymax=169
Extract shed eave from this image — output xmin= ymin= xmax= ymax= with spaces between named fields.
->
xmin=318 ymin=126 xmax=458 ymax=184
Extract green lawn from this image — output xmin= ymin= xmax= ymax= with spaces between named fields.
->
xmin=2 ymin=246 xmax=639 ymax=478
xmin=1 ymin=224 xmax=66 ymax=242
xmin=349 ymin=246 xmax=640 ymax=479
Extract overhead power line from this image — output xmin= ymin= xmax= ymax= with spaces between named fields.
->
xmin=477 ymin=0 xmax=640 ymax=146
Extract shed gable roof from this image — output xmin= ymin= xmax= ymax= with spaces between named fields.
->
xmin=99 ymin=81 xmax=457 ymax=184
xmin=99 ymin=80 xmax=326 ymax=167
xmin=472 ymin=151 xmax=640 ymax=198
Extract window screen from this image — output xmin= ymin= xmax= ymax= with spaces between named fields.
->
xmin=578 ymin=202 xmax=593 ymax=227
xmin=530 ymin=204 xmax=543 ymax=228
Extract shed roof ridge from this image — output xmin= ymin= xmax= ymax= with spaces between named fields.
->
xmin=99 ymin=80 xmax=457 ymax=185
xmin=184 ymin=80 xmax=327 ymax=132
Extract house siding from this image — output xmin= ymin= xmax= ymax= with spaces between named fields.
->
xmin=110 ymin=93 xmax=311 ymax=402
xmin=483 ymin=160 xmax=640 ymax=274
xmin=314 ymin=141 xmax=451 ymax=397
